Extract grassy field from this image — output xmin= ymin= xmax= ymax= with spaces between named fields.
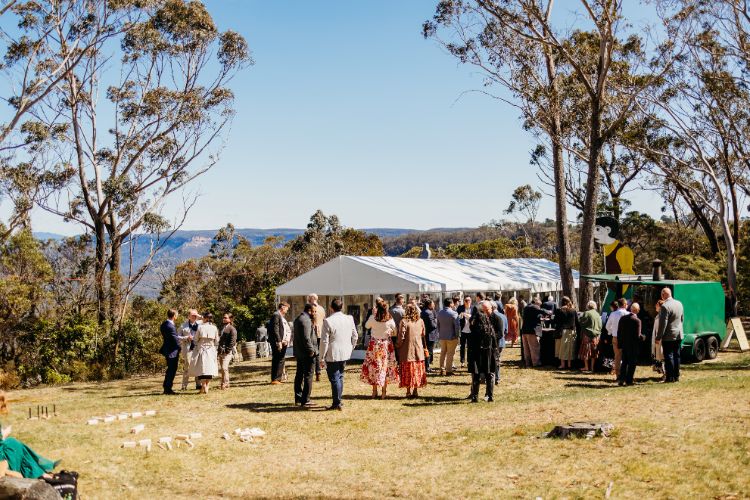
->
xmin=5 ymin=346 xmax=750 ymax=499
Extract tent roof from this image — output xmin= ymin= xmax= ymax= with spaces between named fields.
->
xmin=276 ymin=256 xmax=579 ymax=296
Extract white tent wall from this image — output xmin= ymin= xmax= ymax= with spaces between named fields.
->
xmin=276 ymin=256 xmax=580 ymax=344
xmin=276 ymin=256 xmax=579 ymax=298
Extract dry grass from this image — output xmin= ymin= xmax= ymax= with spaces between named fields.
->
xmin=5 ymin=348 xmax=750 ymax=499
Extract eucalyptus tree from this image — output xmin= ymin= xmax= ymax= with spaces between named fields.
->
xmin=424 ymin=0 xmax=578 ymax=301
xmin=425 ymin=0 xmax=668 ymax=306
xmin=637 ymin=0 xmax=750 ymax=294
xmin=0 ymin=0 xmax=132 ymax=238
xmin=34 ymin=0 xmax=250 ymax=345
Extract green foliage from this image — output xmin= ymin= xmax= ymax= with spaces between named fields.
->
xmin=666 ymin=255 xmax=723 ymax=282
xmin=504 ymin=184 xmax=542 ymax=224
xmin=620 ymin=211 xmax=713 ymax=275
xmin=401 ymin=237 xmax=543 ymax=260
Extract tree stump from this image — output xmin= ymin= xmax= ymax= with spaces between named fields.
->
xmin=544 ymin=422 xmax=614 ymax=439
xmin=0 ymin=477 xmax=61 ymax=499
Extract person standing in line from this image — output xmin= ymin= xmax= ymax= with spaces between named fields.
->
xmin=504 ymin=297 xmax=520 ymax=348
xmin=493 ymin=293 xmax=504 ymax=313
xmin=293 ymin=304 xmax=318 ymax=407
xmin=189 ymin=313 xmax=219 ymax=394
xmin=655 ymin=287 xmax=684 ymax=383
xmin=542 ymin=295 xmax=557 ymax=315
xmin=159 ymin=309 xmax=181 ymax=395
xmin=437 ymin=298 xmax=460 ymax=376
xmin=457 ymin=296 xmax=473 ymax=368
xmin=179 ymin=309 xmax=201 ymax=391
xmin=360 ymin=298 xmax=399 ymax=399
xmin=420 ymin=299 xmax=438 ymax=373
xmin=555 ymin=297 xmax=580 ymax=370
xmin=578 ymin=301 xmax=602 ymax=372
xmin=218 ymin=313 xmax=237 ymax=390
xmin=617 ymin=302 xmax=643 ymax=386
xmin=268 ymin=302 xmax=290 ymax=385
xmin=390 ymin=294 xmax=405 ymax=362
xmin=468 ymin=301 xmax=498 ymax=402
xmin=520 ymin=297 xmax=544 ymax=368
xmin=307 ymin=294 xmax=326 ymax=382
xmin=606 ymin=298 xmax=629 ymax=378
xmin=319 ymin=299 xmax=359 ymax=411
xmin=396 ymin=303 xmax=427 ymax=398
xmin=362 ymin=302 xmax=372 ymax=344
xmin=651 ymin=299 xmax=665 ymax=377
xmin=490 ymin=302 xmax=507 ymax=384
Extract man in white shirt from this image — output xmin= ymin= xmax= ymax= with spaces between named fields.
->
xmin=605 ymin=298 xmax=629 ymax=377
xmin=319 ymin=298 xmax=359 ymax=411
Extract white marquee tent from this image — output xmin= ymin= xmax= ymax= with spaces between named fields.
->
xmin=276 ymin=256 xmax=579 ymax=297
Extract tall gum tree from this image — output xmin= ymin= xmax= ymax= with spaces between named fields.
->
xmin=425 ymin=0 xmax=670 ymax=307
xmin=34 ymin=0 xmax=250 ymax=357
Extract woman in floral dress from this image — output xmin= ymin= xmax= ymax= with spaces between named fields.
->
xmin=360 ymin=298 xmax=399 ymax=398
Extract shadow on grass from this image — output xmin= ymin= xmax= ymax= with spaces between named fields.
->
xmin=402 ymin=395 xmax=468 ymax=407
xmin=564 ymin=376 xmax=660 ymax=389
xmin=226 ymin=402 xmax=327 ymax=413
xmin=687 ymin=359 xmax=750 ymax=371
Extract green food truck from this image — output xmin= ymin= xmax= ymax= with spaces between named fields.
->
xmin=583 ymin=273 xmax=726 ymax=362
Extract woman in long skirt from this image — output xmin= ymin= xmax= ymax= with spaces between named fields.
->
xmin=189 ymin=312 xmax=219 ymax=393
xmin=504 ymin=298 xmax=520 ymax=348
xmin=360 ymin=298 xmax=399 ymax=398
xmin=396 ymin=303 xmax=427 ymax=398
xmin=556 ymin=297 xmax=580 ymax=369
xmin=0 ymin=392 xmax=58 ymax=479
xmin=578 ymin=301 xmax=602 ymax=371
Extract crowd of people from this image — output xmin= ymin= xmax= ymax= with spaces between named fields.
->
xmin=159 ymin=287 xmax=685 ymax=406
xmin=159 ymin=310 xmax=238 ymax=394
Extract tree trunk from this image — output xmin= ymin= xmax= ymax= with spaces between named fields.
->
xmin=94 ymin=221 xmax=107 ymax=326
xmin=543 ymin=32 xmax=577 ymax=305
xmin=108 ymin=234 xmax=123 ymax=360
xmin=578 ymin=100 xmax=604 ymax=308
xmin=719 ymin=214 xmax=738 ymax=293
xmin=674 ymin=183 xmax=720 ymax=255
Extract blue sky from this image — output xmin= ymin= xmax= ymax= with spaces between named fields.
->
xmin=17 ymin=0 xmax=663 ymax=234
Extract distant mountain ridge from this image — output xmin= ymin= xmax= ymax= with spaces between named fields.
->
xmin=33 ymin=227 xmax=471 ymax=297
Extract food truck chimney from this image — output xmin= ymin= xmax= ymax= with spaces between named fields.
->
xmin=652 ymin=259 xmax=664 ymax=281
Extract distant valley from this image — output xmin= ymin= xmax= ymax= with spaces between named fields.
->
xmin=34 ymin=227 xmax=445 ymax=297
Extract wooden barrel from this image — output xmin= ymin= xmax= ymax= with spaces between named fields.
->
xmin=241 ymin=341 xmax=256 ymax=360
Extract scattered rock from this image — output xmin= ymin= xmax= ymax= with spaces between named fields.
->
xmin=0 ymin=477 xmax=61 ymax=500
xmin=544 ymin=422 xmax=614 ymax=439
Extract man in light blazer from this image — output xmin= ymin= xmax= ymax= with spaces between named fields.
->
xmin=319 ymin=298 xmax=359 ymax=411
xmin=655 ymin=287 xmax=684 ymax=383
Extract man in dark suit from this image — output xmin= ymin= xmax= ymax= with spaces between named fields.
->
xmin=617 ymin=303 xmax=644 ymax=386
xmin=293 ymin=304 xmax=318 ymax=407
xmin=268 ymin=302 xmax=290 ymax=384
xmin=159 ymin=309 xmax=181 ymax=395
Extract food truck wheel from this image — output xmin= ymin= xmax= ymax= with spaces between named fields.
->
xmin=705 ymin=336 xmax=719 ymax=360
xmin=692 ymin=337 xmax=706 ymax=362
